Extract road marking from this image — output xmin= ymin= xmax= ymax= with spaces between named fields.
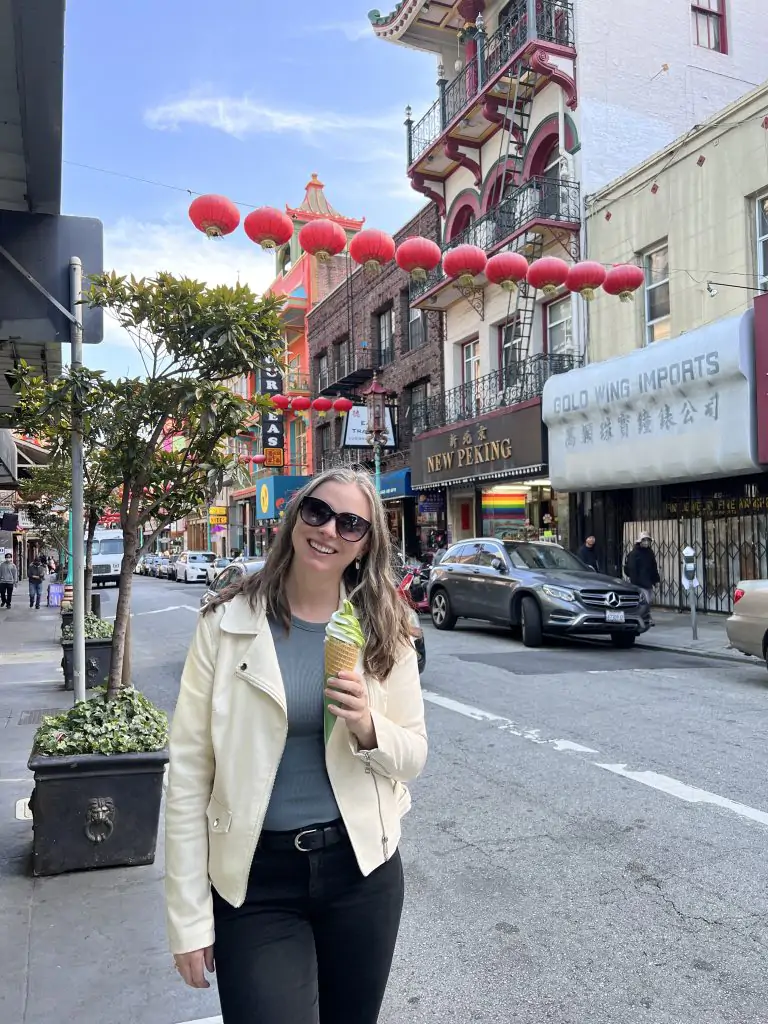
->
xmin=174 ymin=1018 xmax=222 ymax=1024
xmin=1 ymin=778 xmax=27 ymax=783
xmin=183 ymin=605 xmax=201 ymax=613
xmin=424 ymin=689 xmax=768 ymax=831
xmin=422 ymin=691 xmax=598 ymax=754
xmin=0 ymin=651 xmax=62 ymax=664
xmin=106 ymin=605 xmax=194 ymax=621
xmin=595 ymin=764 xmax=768 ymax=828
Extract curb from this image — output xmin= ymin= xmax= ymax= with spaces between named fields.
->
xmin=635 ymin=639 xmax=757 ymax=665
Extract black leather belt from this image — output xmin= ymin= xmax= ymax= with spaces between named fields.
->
xmin=259 ymin=820 xmax=348 ymax=853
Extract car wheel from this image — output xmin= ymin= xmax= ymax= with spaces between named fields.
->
xmin=611 ymin=633 xmax=636 ymax=649
xmin=520 ymin=596 xmax=543 ymax=648
xmin=430 ymin=588 xmax=456 ymax=631
xmin=183 ymin=571 xmax=189 ymax=584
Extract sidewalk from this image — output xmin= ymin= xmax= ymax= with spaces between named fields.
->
xmin=636 ymin=607 xmax=747 ymax=662
xmin=0 ymin=603 xmax=221 ymax=1024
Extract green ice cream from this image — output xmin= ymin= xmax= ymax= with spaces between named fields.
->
xmin=326 ymin=600 xmax=365 ymax=648
xmin=324 ymin=600 xmax=365 ymax=744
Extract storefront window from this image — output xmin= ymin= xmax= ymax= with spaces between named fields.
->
xmin=546 ymin=297 xmax=573 ymax=356
xmin=463 ymin=339 xmax=480 ymax=383
xmin=757 ymin=196 xmax=768 ymax=292
xmin=644 ymin=245 xmax=671 ymax=343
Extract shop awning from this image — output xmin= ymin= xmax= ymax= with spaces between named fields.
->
xmin=379 ymin=468 xmax=414 ymax=501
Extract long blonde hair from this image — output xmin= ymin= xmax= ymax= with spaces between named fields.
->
xmin=205 ymin=467 xmax=412 ymax=679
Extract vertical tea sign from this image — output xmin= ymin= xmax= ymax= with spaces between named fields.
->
xmin=260 ymin=359 xmax=285 ymax=468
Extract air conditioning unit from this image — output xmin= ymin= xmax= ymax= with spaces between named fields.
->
xmin=0 ymin=512 xmax=19 ymax=532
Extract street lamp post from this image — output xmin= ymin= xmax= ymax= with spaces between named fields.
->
xmin=359 ymin=376 xmax=390 ymax=494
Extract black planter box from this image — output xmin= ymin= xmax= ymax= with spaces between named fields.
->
xmin=61 ymin=638 xmax=113 ymax=691
xmin=61 ymin=611 xmax=73 ymax=631
xmin=27 ymin=748 xmax=169 ymax=876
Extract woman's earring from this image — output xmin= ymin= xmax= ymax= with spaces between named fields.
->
xmin=355 ymin=558 xmax=361 ymax=571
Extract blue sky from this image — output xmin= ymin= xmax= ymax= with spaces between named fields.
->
xmin=62 ymin=0 xmax=437 ymax=378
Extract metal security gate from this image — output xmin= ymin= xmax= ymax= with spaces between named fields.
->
xmin=579 ymin=478 xmax=768 ymax=614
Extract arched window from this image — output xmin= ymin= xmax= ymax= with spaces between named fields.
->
xmin=278 ymin=244 xmax=293 ymax=274
xmin=449 ymin=204 xmax=475 ymax=242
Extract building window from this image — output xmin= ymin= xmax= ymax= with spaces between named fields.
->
xmin=692 ymin=0 xmax=726 ymax=52
xmin=546 ymin=296 xmax=573 ymax=356
xmin=644 ymin=245 xmax=671 ymax=344
xmin=463 ymin=339 xmax=480 ymax=384
xmin=319 ymin=424 xmax=331 ymax=454
xmin=757 ymin=196 xmax=768 ymax=292
xmin=409 ymin=381 xmax=429 ymax=436
xmin=408 ymin=307 xmax=426 ymax=351
xmin=378 ymin=309 xmax=394 ymax=366
xmin=291 ymin=417 xmax=308 ymax=473
xmin=317 ymin=352 xmax=328 ymax=390
xmin=500 ymin=319 xmax=522 ymax=386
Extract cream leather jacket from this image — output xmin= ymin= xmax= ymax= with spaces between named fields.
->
xmin=165 ymin=593 xmax=428 ymax=955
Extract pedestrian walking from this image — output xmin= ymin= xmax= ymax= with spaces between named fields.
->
xmin=624 ymin=531 xmax=660 ymax=607
xmin=27 ymin=556 xmax=46 ymax=610
xmin=431 ymin=535 xmax=448 ymax=566
xmin=0 ymin=552 xmax=18 ymax=608
xmin=578 ymin=535 xmax=600 ymax=571
xmin=165 ymin=467 xmax=427 ymax=1024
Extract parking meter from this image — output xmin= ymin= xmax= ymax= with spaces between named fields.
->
xmin=681 ymin=546 xmax=699 ymax=639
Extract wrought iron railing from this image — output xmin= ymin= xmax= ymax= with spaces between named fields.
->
xmin=411 ymin=176 xmax=580 ymax=301
xmin=407 ymin=0 xmax=574 ymax=163
xmin=411 ymin=352 xmax=580 ymax=435
xmin=316 ymin=346 xmax=373 ymax=392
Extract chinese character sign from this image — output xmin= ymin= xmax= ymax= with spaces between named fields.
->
xmin=260 ymin=360 xmax=284 ymax=462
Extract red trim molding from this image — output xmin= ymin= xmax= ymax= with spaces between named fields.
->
xmin=528 ymin=47 xmax=577 ymax=111
xmin=443 ymin=139 xmax=482 ymax=186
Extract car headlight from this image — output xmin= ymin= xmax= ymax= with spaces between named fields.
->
xmin=542 ymin=584 xmax=577 ymax=603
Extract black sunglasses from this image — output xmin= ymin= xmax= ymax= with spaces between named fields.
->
xmin=299 ymin=496 xmax=371 ymax=543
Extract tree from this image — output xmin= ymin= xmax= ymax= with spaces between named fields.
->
xmin=13 ymin=272 xmax=283 ymax=697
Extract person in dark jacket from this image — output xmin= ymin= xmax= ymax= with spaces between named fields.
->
xmin=624 ymin=532 xmax=660 ymax=604
xmin=578 ymin=536 xmax=600 ymax=571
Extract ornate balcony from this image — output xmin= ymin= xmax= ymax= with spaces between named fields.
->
xmin=285 ymin=370 xmax=310 ymax=393
xmin=406 ymin=0 xmax=576 ymax=189
xmin=411 ymin=352 xmax=581 ymax=435
xmin=411 ymin=175 xmax=580 ymax=308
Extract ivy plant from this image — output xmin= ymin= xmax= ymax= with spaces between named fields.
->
xmin=33 ymin=687 xmax=168 ymax=756
xmin=61 ymin=613 xmax=114 ymax=641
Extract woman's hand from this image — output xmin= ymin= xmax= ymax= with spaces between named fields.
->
xmin=174 ymin=946 xmax=215 ymax=988
xmin=326 ymin=670 xmax=377 ymax=750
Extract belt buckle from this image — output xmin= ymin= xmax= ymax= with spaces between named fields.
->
xmin=294 ymin=828 xmax=319 ymax=852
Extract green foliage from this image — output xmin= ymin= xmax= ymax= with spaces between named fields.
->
xmin=61 ymin=613 xmax=114 ymax=641
xmin=33 ymin=687 xmax=168 ymax=756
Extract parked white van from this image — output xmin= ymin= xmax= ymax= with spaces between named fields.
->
xmin=91 ymin=529 xmax=124 ymax=587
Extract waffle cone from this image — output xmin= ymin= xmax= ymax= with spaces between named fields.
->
xmin=324 ymin=636 xmax=360 ymax=677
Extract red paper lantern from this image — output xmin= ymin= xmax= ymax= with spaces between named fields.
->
xmin=298 ymin=219 xmax=347 ymax=262
xmin=442 ymin=244 xmax=487 ymax=289
xmin=188 ymin=195 xmax=240 ymax=239
xmin=349 ymin=229 xmax=396 ymax=274
xmin=566 ymin=261 xmax=607 ymax=301
xmin=395 ymin=236 xmax=442 ymax=282
xmin=603 ymin=263 xmax=645 ymax=302
xmin=291 ymin=395 xmax=312 ymax=415
xmin=271 ymin=394 xmax=291 ymax=412
xmin=252 ymin=454 xmax=266 ymax=465
xmin=312 ymin=396 xmax=333 ymax=418
xmin=485 ymin=252 xmax=529 ymax=292
xmin=526 ymin=257 xmax=570 ymax=297
xmin=244 ymin=207 xmax=294 ymax=250
xmin=333 ymin=396 xmax=354 ymax=416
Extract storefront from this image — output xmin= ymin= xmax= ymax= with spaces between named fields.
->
xmin=378 ymin=468 xmax=419 ymax=559
xmin=411 ymin=400 xmax=558 ymax=545
xmin=415 ymin=489 xmax=447 ymax=555
xmin=542 ymin=305 xmax=766 ymax=611
xmin=256 ymin=475 xmax=311 ymax=552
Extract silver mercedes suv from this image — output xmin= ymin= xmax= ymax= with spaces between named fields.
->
xmin=427 ymin=538 xmax=651 ymax=648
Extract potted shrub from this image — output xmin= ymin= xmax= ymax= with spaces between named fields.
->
xmin=61 ymin=613 xmax=114 ymax=692
xmin=28 ymin=688 xmax=168 ymax=876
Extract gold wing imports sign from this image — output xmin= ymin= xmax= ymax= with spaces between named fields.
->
xmin=209 ymin=506 xmax=228 ymax=525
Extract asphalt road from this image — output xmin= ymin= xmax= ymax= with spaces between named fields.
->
xmin=83 ymin=578 xmax=768 ymax=1022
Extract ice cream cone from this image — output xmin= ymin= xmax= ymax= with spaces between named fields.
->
xmin=324 ymin=600 xmax=366 ymax=743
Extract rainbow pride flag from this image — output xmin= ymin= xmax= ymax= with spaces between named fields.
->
xmin=481 ymin=491 xmax=527 ymax=521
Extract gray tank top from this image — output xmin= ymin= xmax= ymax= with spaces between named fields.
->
xmin=262 ymin=615 xmax=341 ymax=831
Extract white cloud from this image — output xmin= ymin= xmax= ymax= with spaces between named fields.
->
xmin=144 ymin=91 xmax=398 ymax=140
xmin=305 ymin=21 xmax=373 ymax=42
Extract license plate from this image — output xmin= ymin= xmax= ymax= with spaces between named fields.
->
xmin=606 ymin=610 xmax=625 ymax=623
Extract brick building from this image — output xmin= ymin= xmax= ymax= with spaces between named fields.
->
xmin=306 ymin=203 xmax=446 ymax=559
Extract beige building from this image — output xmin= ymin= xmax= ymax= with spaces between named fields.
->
xmin=584 ymin=80 xmax=768 ymax=363
xmin=542 ymin=82 xmax=768 ymax=613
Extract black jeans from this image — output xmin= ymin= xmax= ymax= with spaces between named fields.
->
xmin=212 ymin=828 xmax=404 ymax=1024
xmin=0 ymin=582 xmax=12 ymax=606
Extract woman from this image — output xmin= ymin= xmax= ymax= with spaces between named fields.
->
xmin=165 ymin=467 xmax=427 ymax=1024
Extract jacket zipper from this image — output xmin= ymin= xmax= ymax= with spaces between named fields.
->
xmin=362 ymin=750 xmax=389 ymax=859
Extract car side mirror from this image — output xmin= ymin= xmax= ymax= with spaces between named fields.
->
xmin=589 ymin=565 xmax=597 ymax=572
xmin=491 ymin=557 xmax=505 ymax=572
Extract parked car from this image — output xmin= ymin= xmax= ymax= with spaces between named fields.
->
xmin=726 ymin=581 xmax=768 ymax=667
xmin=206 ymin=556 xmax=232 ymax=585
xmin=167 ymin=554 xmax=180 ymax=581
xmin=200 ymin=558 xmax=265 ymax=607
xmin=427 ymin=538 xmax=651 ymax=648
xmin=143 ymin=555 xmax=159 ymax=577
xmin=134 ymin=556 xmax=147 ymax=576
xmin=176 ymin=550 xmax=217 ymax=584
xmin=156 ymin=556 xmax=171 ymax=579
